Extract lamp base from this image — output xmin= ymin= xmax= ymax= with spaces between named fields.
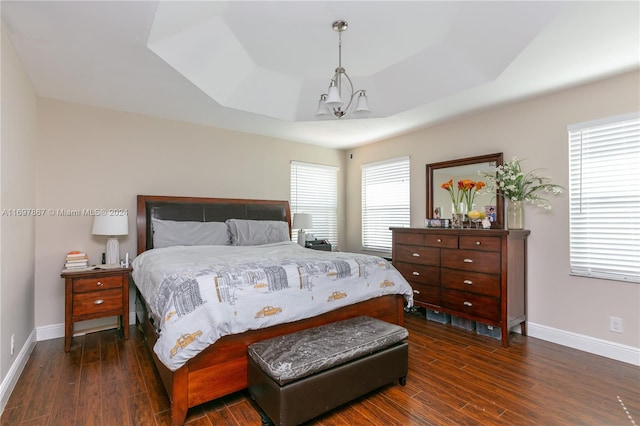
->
xmin=105 ymin=237 xmax=120 ymax=265
xmin=297 ymin=230 xmax=306 ymax=247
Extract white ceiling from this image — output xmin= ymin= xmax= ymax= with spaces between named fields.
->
xmin=2 ymin=1 xmax=639 ymax=149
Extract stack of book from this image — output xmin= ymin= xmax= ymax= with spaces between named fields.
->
xmin=64 ymin=251 xmax=89 ymax=271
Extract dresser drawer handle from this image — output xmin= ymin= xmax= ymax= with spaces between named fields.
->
xmin=94 ymin=299 xmax=105 ymax=305
xmin=412 ymin=271 xmax=420 ymax=276
xmin=463 ymin=258 xmax=473 ymax=263
xmin=412 ymin=253 xmax=420 ymax=257
xmin=413 ymin=289 xmax=420 ymax=294
xmin=463 ymin=301 xmax=473 ymax=307
xmin=437 ymin=238 xmax=442 ymax=243
xmin=476 ymin=241 xmax=481 ymax=245
xmin=96 ymin=281 xmax=103 ymax=286
xmin=464 ymin=279 xmax=473 ymax=285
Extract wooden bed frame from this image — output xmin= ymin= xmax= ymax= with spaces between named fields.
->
xmin=134 ymin=195 xmax=407 ymax=425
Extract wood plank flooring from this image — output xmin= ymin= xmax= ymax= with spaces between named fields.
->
xmin=2 ymin=309 xmax=639 ymax=425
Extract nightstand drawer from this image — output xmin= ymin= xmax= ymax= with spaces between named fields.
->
xmin=73 ymin=275 xmax=123 ymax=293
xmin=72 ymin=289 xmax=123 ymax=316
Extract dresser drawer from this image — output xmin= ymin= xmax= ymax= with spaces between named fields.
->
xmin=459 ymin=235 xmax=501 ymax=252
xmin=410 ymin=282 xmax=440 ymax=305
xmin=441 ymin=249 xmax=500 ymax=274
xmin=394 ymin=232 xmax=424 ymax=246
xmin=441 ymin=269 xmax=500 ymax=297
xmin=424 ymin=234 xmax=458 ymax=248
xmin=394 ymin=262 xmax=440 ymax=286
xmin=395 ymin=245 xmax=440 ymax=266
xmin=441 ymin=289 xmax=500 ymax=322
xmin=73 ymin=275 xmax=123 ymax=293
xmin=72 ymin=289 xmax=123 ymax=316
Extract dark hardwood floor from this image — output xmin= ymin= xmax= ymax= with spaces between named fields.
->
xmin=2 ymin=309 xmax=639 ymax=425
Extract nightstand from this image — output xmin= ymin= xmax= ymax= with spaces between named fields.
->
xmin=61 ymin=267 xmax=131 ymax=352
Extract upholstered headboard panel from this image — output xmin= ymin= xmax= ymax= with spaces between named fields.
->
xmin=136 ymin=195 xmax=291 ymax=254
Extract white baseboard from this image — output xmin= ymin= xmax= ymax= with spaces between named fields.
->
xmin=0 ymin=329 xmax=37 ymax=415
xmin=36 ymin=310 xmax=137 ymax=341
xmin=528 ymin=322 xmax=640 ymax=366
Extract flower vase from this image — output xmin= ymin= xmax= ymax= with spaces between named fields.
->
xmin=507 ymin=200 xmax=524 ymax=230
xmin=451 ymin=203 xmax=466 ymax=229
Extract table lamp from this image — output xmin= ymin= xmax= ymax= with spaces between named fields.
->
xmin=293 ymin=213 xmax=313 ymax=246
xmin=92 ymin=213 xmax=128 ymax=265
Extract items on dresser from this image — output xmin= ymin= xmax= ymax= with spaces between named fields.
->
xmin=391 ymin=228 xmax=529 ymax=346
xmin=61 ymin=267 xmax=131 ymax=351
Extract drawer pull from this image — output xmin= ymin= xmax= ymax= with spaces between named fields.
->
xmin=464 ymin=279 xmax=473 ymax=285
xmin=412 ymin=253 xmax=420 ymax=257
xmin=463 ymin=301 xmax=473 ymax=307
xmin=412 ymin=271 xmax=420 ymax=276
xmin=96 ymin=281 xmax=103 ymax=286
xmin=413 ymin=289 xmax=420 ymax=294
xmin=437 ymin=238 xmax=442 ymax=243
xmin=94 ymin=299 xmax=105 ymax=305
xmin=475 ymin=241 xmax=481 ymax=245
xmin=463 ymin=258 xmax=474 ymax=263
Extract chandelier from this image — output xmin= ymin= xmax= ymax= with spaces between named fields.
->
xmin=316 ymin=20 xmax=370 ymax=119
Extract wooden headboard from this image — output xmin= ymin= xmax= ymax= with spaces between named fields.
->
xmin=136 ymin=195 xmax=291 ymax=255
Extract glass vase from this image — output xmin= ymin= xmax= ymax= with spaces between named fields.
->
xmin=451 ymin=203 xmax=467 ymax=229
xmin=507 ymin=200 xmax=524 ymax=230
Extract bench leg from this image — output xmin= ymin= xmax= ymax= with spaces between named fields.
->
xmin=399 ymin=376 xmax=407 ymax=386
xmin=258 ymin=408 xmax=274 ymax=426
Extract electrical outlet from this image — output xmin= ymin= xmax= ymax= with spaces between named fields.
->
xmin=610 ymin=317 xmax=623 ymax=333
xmin=10 ymin=334 xmax=15 ymax=355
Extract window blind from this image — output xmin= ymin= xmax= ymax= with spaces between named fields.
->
xmin=361 ymin=157 xmax=410 ymax=252
xmin=568 ymin=112 xmax=640 ymax=283
xmin=290 ymin=161 xmax=339 ymax=248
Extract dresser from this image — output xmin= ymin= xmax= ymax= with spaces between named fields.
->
xmin=61 ymin=267 xmax=131 ymax=351
xmin=391 ymin=228 xmax=529 ymax=346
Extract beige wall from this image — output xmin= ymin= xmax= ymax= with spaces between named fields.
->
xmin=345 ymin=70 xmax=640 ymax=349
xmin=1 ymin=27 xmax=38 ymax=381
xmin=34 ymin=99 xmax=345 ymax=330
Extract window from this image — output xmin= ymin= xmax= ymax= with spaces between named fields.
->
xmin=361 ymin=157 xmax=410 ymax=252
xmin=568 ymin=112 xmax=640 ymax=283
xmin=290 ymin=161 xmax=338 ymax=247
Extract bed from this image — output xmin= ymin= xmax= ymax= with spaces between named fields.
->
xmin=133 ymin=195 xmax=413 ymax=425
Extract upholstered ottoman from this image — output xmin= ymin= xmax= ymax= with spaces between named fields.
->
xmin=247 ymin=316 xmax=409 ymax=426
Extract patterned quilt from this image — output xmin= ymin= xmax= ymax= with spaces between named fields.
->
xmin=131 ymin=242 xmax=414 ymax=371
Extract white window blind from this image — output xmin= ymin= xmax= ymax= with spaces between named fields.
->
xmin=290 ymin=161 xmax=339 ymax=248
xmin=568 ymin=112 xmax=640 ymax=283
xmin=362 ymin=157 xmax=410 ymax=252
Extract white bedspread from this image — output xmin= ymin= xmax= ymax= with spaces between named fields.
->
xmin=132 ymin=242 xmax=413 ymax=371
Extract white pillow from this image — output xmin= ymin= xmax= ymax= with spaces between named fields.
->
xmin=152 ymin=218 xmax=230 ymax=248
xmin=226 ymin=219 xmax=290 ymax=246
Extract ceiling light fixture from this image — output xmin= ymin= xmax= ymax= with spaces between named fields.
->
xmin=316 ymin=20 xmax=370 ymax=119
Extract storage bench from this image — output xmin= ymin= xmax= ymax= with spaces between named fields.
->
xmin=247 ymin=316 xmax=409 ymax=426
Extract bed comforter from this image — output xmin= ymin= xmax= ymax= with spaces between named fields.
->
xmin=132 ymin=242 xmax=413 ymax=371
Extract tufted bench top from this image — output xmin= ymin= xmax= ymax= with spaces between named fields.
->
xmin=247 ymin=316 xmax=408 ymax=386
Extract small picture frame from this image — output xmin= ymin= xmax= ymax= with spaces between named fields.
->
xmin=426 ymin=218 xmax=449 ymax=228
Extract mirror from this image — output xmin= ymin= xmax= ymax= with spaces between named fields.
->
xmin=426 ymin=153 xmax=504 ymax=229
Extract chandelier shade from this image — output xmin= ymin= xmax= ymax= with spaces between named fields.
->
xmin=316 ymin=20 xmax=370 ymax=119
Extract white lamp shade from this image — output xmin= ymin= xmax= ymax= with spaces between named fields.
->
xmin=293 ymin=213 xmax=313 ymax=230
xmin=92 ymin=214 xmax=129 ymax=236
xmin=354 ymin=92 xmax=370 ymax=113
xmin=324 ymin=84 xmax=343 ymax=108
xmin=316 ymin=97 xmax=330 ymax=116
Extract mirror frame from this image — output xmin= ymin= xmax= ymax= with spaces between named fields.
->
xmin=426 ymin=152 xmax=504 ymax=229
